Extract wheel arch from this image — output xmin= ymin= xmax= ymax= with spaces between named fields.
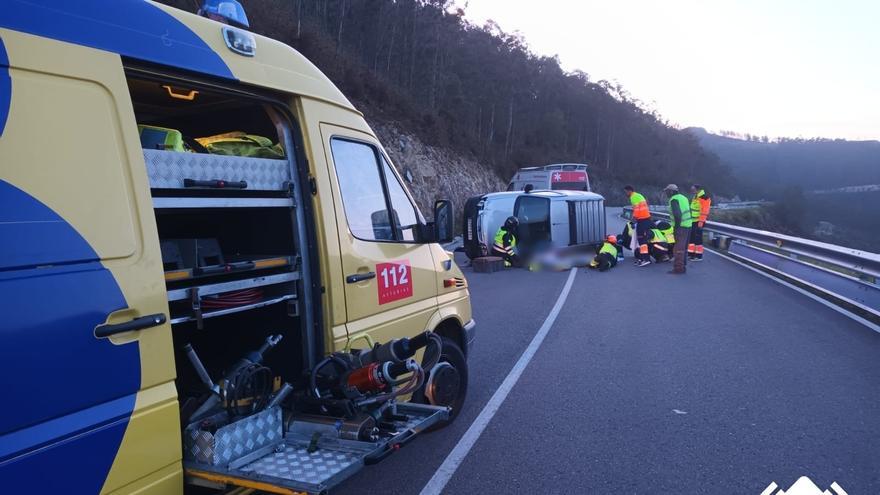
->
xmin=431 ymin=317 xmax=467 ymax=358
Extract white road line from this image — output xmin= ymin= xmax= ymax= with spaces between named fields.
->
xmin=707 ymin=249 xmax=880 ymax=333
xmin=419 ymin=268 xmax=579 ymax=495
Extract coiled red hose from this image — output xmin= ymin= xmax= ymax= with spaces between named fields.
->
xmin=200 ymin=288 xmax=264 ymax=309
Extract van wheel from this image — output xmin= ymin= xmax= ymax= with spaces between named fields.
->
xmin=413 ymin=337 xmax=468 ymax=429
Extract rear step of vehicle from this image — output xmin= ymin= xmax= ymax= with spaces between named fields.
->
xmin=184 ymin=403 xmax=449 ymax=495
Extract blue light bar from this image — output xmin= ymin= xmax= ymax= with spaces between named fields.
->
xmin=198 ymin=0 xmax=249 ymax=29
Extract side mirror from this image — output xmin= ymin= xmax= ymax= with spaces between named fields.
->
xmin=433 ymin=199 xmax=454 ymax=244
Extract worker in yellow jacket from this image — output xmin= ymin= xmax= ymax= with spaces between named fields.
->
xmin=589 ymin=235 xmax=622 ymax=272
xmin=493 ymin=216 xmax=521 ymax=267
xmin=688 ymin=184 xmax=712 ymax=261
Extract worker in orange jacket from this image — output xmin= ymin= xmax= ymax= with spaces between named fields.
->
xmin=624 ymin=185 xmax=653 ymax=267
xmin=688 ymin=184 xmax=712 ymax=261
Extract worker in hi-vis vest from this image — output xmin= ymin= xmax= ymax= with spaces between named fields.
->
xmin=664 ymin=184 xmax=693 ymax=274
xmin=624 ymin=185 xmax=653 ymax=267
xmin=688 ymin=184 xmax=712 ymax=261
xmin=655 ymin=219 xmax=676 ymax=244
xmin=589 ymin=235 xmax=622 ymax=272
xmin=493 ymin=216 xmax=521 ymax=267
xmin=648 ymin=227 xmax=671 ymax=262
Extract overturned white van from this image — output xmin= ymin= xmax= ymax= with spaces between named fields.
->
xmin=462 ymin=190 xmax=606 ymax=260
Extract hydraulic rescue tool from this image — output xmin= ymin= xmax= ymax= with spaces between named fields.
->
xmin=303 ymin=331 xmax=444 ymax=418
xmin=179 ymin=330 xmax=454 ymax=493
xmin=184 ymin=334 xmax=283 ymax=422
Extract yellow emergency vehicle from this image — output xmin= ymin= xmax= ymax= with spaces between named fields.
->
xmin=0 ymin=1 xmax=474 ymax=493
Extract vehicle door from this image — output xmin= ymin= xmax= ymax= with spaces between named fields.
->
xmin=320 ymin=124 xmax=439 ymax=346
xmin=0 ymin=30 xmax=180 ymax=493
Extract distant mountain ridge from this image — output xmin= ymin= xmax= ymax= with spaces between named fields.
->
xmin=687 ymin=127 xmax=880 ymax=198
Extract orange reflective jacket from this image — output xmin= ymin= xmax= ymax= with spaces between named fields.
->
xmin=690 ymin=190 xmax=711 ymax=224
xmin=629 ymin=192 xmax=651 ymax=220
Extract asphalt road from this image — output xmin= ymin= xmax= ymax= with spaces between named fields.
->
xmin=334 ymin=208 xmax=880 ymax=494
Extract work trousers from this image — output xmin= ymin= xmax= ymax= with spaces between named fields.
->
xmin=592 ymin=252 xmax=616 ymax=272
xmin=635 ymin=219 xmax=653 ymax=260
xmin=493 ymin=247 xmax=521 ymax=267
xmin=650 ymin=242 xmax=670 ymax=262
xmin=688 ymin=224 xmax=704 ymax=258
xmin=673 ymin=226 xmax=691 ymax=273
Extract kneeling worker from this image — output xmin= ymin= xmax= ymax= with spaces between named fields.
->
xmin=655 ymin=219 xmax=675 ymax=242
xmin=589 ymin=235 xmax=621 ymax=272
xmin=493 ymin=216 xmax=521 ymax=267
xmin=648 ymin=227 xmax=671 ymax=262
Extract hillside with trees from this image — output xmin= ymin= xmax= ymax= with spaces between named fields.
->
xmin=689 ymin=128 xmax=880 ymax=251
xmin=688 ymin=127 xmax=880 ymax=198
xmin=159 ymin=0 xmax=733 ymax=206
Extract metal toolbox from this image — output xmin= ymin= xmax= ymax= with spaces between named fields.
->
xmin=143 ymin=149 xmax=290 ymax=191
xmin=184 ymin=406 xmax=284 ymax=467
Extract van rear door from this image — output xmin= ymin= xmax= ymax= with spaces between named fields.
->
xmin=0 ymin=30 xmax=180 ymax=494
xmin=319 ymin=124 xmax=439 ymax=347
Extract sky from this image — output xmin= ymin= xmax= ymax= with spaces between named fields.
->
xmin=458 ymin=0 xmax=880 ymax=141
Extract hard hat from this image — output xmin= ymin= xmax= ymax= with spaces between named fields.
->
xmin=663 ymin=183 xmax=679 ymax=192
xmin=504 ymin=216 xmax=519 ymax=229
xmin=606 ymin=235 xmax=617 ymax=244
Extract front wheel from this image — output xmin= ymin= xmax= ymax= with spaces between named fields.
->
xmin=413 ymin=336 xmax=468 ymax=429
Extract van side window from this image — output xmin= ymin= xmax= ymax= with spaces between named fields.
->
xmin=331 ymin=138 xmax=423 ymax=243
xmin=381 ymin=156 xmax=421 ymax=242
xmin=331 ymin=139 xmax=394 ymax=241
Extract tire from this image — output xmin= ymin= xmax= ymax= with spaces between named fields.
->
xmin=413 ymin=336 xmax=468 ymax=429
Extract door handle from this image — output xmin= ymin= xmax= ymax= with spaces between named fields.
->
xmin=95 ymin=313 xmax=167 ymax=338
xmin=346 ymin=271 xmax=376 ymax=284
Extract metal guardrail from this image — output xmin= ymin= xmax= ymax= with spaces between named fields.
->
xmin=621 ymin=207 xmax=880 ymax=320
xmin=645 ymin=201 xmax=767 ymax=212
xmin=711 ymin=201 xmax=769 ymax=211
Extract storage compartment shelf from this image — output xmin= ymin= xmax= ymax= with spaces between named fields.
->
xmin=143 ymin=149 xmax=291 ymax=192
xmin=165 ymin=255 xmax=294 ymax=283
xmin=153 ymin=197 xmax=293 ymax=209
xmin=168 ymin=272 xmax=299 ymax=325
xmin=170 ymin=294 xmax=296 ymax=325
xmin=167 ymin=272 xmax=299 ymax=301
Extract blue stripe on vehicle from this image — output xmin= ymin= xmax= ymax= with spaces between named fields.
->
xmin=0 ymin=180 xmax=99 ymax=270
xmin=0 ymin=400 xmax=135 ymax=493
xmin=0 ymin=392 xmax=137 ymax=460
xmin=0 ymin=35 xmax=10 ymax=136
xmin=0 ymin=180 xmax=140 ymax=492
xmin=1 ymin=0 xmax=235 ymax=80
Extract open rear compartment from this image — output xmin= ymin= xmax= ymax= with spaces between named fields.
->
xmin=127 ymin=72 xmax=450 ymax=494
